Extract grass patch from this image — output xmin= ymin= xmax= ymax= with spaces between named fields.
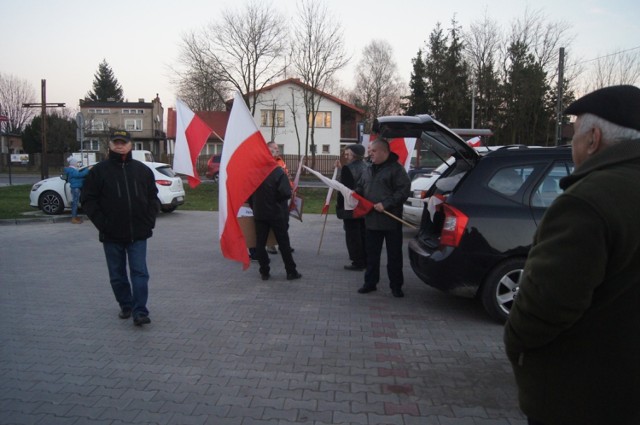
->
xmin=0 ymin=183 xmax=335 ymax=220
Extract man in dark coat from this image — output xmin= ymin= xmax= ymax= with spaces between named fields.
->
xmin=504 ymin=85 xmax=640 ymax=425
xmin=336 ymin=144 xmax=368 ymax=271
xmin=356 ymin=138 xmax=411 ymax=297
xmin=251 ymin=166 xmax=301 ymax=281
xmin=81 ymin=130 xmax=158 ymax=326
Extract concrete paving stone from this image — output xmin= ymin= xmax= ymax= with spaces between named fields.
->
xmin=262 ymin=407 xmax=298 ymax=421
xmin=366 ymin=413 xmax=407 ymax=425
xmin=0 ymin=211 xmax=526 ymax=425
xmin=438 ymin=415 xmax=477 ymax=425
xmin=166 ymin=412 xmax=209 ymax=425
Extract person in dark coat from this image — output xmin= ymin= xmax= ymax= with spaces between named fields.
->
xmin=356 ymin=138 xmax=411 ymax=297
xmin=336 ymin=144 xmax=368 ymax=271
xmin=504 ymin=85 xmax=640 ymax=425
xmin=81 ymin=130 xmax=159 ymax=326
xmin=250 ymin=166 xmax=301 ymax=281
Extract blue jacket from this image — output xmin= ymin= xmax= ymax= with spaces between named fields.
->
xmin=64 ymin=166 xmax=90 ymax=189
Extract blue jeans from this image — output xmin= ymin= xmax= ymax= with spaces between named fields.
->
xmin=103 ymin=240 xmax=149 ymax=318
xmin=71 ymin=187 xmax=81 ymax=217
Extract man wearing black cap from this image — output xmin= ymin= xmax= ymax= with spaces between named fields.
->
xmin=336 ymin=144 xmax=368 ymax=271
xmin=504 ymin=85 xmax=640 ymax=425
xmin=81 ymin=130 xmax=159 ymax=327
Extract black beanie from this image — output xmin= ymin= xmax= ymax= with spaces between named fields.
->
xmin=346 ymin=144 xmax=365 ymax=157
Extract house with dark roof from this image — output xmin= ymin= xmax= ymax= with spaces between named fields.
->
xmin=166 ymin=78 xmax=365 ymax=159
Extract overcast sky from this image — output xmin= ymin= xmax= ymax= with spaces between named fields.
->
xmin=1 ymin=0 xmax=638 ymax=118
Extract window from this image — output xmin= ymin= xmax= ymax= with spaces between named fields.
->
xmin=322 ymin=144 xmax=330 ymax=154
xmin=90 ymin=119 xmax=107 ymax=131
xmin=133 ymin=142 xmax=144 ymax=150
xmin=82 ymin=139 xmax=101 ymax=151
xmin=487 ymin=166 xmax=534 ymax=196
xmin=122 ymin=109 xmax=144 ymax=114
xmin=88 ymin=108 xmax=110 ymax=114
xmin=309 ymin=111 xmax=332 ymax=128
xmin=531 ymin=162 xmax=574 ymax=207
xmin=125 ymin=119 xmax=143 ymax=131
xmin=260 ymin=109 xmax=284 ymax=127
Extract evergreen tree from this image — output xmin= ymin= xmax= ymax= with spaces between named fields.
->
xmin=22 ymin=113 xmax=77 ymax=154
xmin=86 ymin=59 xmax=124 ymax=102
xmin=441 ymin=18 xmax=471 ymax=127
xmin=424 ymin=23 xmax=448 ymax=120
xmin=402 ymin=49 xmax=429 ymax=116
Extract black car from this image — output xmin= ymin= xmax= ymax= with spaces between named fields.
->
xmin=372 ymin=115 xmax=574 ymax=322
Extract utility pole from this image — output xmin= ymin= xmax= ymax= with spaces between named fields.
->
xmin=22 ymin=79 xmax=65 ymax=179
xmin=556 ymin=47 xmax=565 ymax=146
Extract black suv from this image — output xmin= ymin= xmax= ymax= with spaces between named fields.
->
xmin=372 ymin=115 xmax=574 ymax=322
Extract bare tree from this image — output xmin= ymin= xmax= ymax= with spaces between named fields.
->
xmin=587 ymin=48 xmax=640 ymax=91
xmin=290 ymin=0 xmax=349 ymax=165
xmin=0 ymin=73 xmax=37 ymax=133
xmin=353 ymin=40 xmax=405 ymax=132
xmin=174 ymin=1 xmax=287 ymax=112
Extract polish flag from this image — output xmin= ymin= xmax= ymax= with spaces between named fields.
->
xmin=173 ymin=99 xmax=213 ymax=188
xmin=304 ymin=166 xmax=374 ymax=218
xmin=219 ymin=92 xmax=277 ymax=269
xmin=389 ymin=137 xmax=417 ymax=172
xmin=467 ymin=136 xmax=482 ymax=147
xmin=320 ymin=166 xmax=339 ymax=215
xmin=361 ymin=134 xmax=416 ymax=172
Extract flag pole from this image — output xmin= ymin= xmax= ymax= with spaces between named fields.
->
xmin=317 ymin=166 xmax=339 ymax=255
xmin=381 ymin=210 xmax=417 ymax=229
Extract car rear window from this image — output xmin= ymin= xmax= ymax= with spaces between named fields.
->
xmin=487 ymin=166 xmax=534 ymax=196
xmin=155 ymin=165 xmax=177 ymax=178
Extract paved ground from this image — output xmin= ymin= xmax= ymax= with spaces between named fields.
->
xmin=0 ymin=211 xmax=525 ymax=425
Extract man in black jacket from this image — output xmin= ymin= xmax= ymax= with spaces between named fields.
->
xmin=357 ymin=138 xmax=411 ymax=297
xmin=336 ymin=144 xmax=368 ymax=271
xmin=251 ymin=166 xmax=301 ymax=281
xmin=81 ymin=130 xmax=158 ymax=326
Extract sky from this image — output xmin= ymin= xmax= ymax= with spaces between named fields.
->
xmin=1 ymin=0 xmax=639 ymax=123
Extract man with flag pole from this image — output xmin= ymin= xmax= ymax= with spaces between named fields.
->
xmin=356 ymin=137 xmax=411 ymax=298
xmin=335 ymin=144 xmax=368 ymax=271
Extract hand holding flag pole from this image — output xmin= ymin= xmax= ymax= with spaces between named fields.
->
xmin=303 ymin=166 xmax=416 ymax=229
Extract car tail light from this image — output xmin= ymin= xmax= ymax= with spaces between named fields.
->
xmin=156 ymin=179 xmax=173 ymax=186
xmin=439 ymin=204 xmax=468 ymax=247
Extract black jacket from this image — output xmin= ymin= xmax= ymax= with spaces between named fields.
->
xmin=357 ymin=152 xmax=411 ymax=230
xmin=250 ymin=167 xmax=292 ymax=221
xmin=81 ymin=150 xmax=158 ymax=243
xmin=336 ymin=159 xmax=368 ymax=219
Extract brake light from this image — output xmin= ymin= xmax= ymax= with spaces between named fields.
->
xmin=439 ymin=204 xmax=468 ymax=247
xmin=156 ymin=179 xmax=173 ymax=186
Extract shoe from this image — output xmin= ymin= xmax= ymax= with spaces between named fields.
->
xmin=250 ymin=254 xmax=259 ymax=262
xmin=286 ymin=272 xmax=302 ymax=280
xmin=118 ymin=307 xmax=132 ymax=319
xmin=344 ymin=265 xmax=365 ymax=271
xmin=71 ymin=217 xmax=83 ymax=224
xmin=266 ymin=247 xmax=278 ymax=254
xmin=261 ymin=273 xmax=270 ymax=281
xmin=133 ymin=315 xmax=151 ymax=326
xmin=357 ymin=286 xmax=376 ymax=294
xmin=392 ymin=288 xmax=405 ymax=298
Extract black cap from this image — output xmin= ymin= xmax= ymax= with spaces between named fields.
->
xmin=346 ymin=144 xmax=365 ymax=157
xmin=564 ymin=85 xmax=640 ymax=131
xmin=110 ymin=130 xmax=132 ymax=143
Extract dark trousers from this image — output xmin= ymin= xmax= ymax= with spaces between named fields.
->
xmin=344 ymin=218 xmax=366 ymax=267
xmin=255 ymin=217 xmax=297 ymax=275
xmin=364 ymin=225 xmax=404 ymax=289
xmin=528 ymin=419 xmax=545 ymax=425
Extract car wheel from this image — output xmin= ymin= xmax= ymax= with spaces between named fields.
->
xmin=161 ymin=206 xmax=177 ymax=213
xmin=481 ymin=258 xmax=525 ymax=322
xmin=212 ymin=172 xmax=219 ymax=183
xmin=38 ymin=190 xmax=65 ymax=215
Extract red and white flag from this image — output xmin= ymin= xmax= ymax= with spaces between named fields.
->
xmin=173 ymin=99 xmax=213 ymax=188
xmin=219 ymin=92 xmax=277 ymax=269
xmin=466 ymin=136 xmax=482 ymax=147
xmin=320 ymin=166 xmax=339 ymax=215
xmin=361 ymin=134 xmax=416 ymax=172
xmin=304 ymin=166 xmax=374 ymax=218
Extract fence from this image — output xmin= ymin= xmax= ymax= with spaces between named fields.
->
xmin=163 ymin=153 xmax=341 ymax=178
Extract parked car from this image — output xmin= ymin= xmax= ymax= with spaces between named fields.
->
xmin=403 ymin=159 xmax=452 ymax=226
xmin=206 ymin=155 xmax=221 ymax=181
xmin=373 ymin=114 xmax=574 ymax=322
xmin=30 ymin=160 xmax=185 ymax=215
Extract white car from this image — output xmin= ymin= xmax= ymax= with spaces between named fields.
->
xmin=29 ymin=161 xmax=185 ymax=215
xmin=403 ymin=159 xmax=453 ymax=226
